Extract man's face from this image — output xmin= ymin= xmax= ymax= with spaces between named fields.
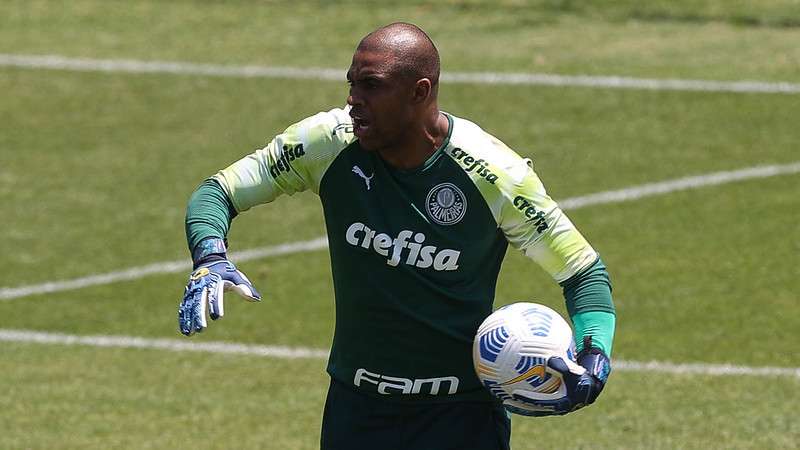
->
xmin=346 ymin=48 xmax=415 ymax=151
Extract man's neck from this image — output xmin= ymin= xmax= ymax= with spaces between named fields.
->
xmin=378 ymin=110 xmax=449 ymax=170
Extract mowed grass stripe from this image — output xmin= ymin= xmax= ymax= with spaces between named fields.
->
xmin=1 ymin=328 xmax=797 ymax=378
xmin=2 ymin=53 xmax=800 ymax=94
xmin=2 ymin=161 xmax=798 ymax=300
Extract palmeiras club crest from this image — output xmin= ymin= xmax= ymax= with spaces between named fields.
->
xmin=425 ymin=183 xmax=467 ymax=225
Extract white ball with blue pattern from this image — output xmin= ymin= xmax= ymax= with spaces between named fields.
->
xmin=472 ymin=302 xmax=584 ymax=415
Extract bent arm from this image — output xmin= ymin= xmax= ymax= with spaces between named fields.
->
xmin=481 ymin=151 xmax=615 ymax=356
xmin=560 ymin=258 xmax=616 ymax=355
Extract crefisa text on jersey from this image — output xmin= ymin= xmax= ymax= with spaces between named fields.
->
xmin=269 ymin=143 xmax=306 ymax=178
xmin=345 ymin=222 xmax=461 ymax=271
xmin=513 ymin=195 xmax=549 ymax=233
xmin=449 ymin=147 xmax=499 ymax=184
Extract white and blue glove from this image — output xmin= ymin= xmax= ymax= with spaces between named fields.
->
xmin=178 ymin=238 xmax=261 ymax=336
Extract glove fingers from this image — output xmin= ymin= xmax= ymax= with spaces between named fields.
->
xmin=179 ymin=261 xmax=261 ymax=337
xmin=243 ymin=281 xmax=262 ymax=301
xmin=224 ymin=280 xmax=261 ymax=302
xmin=222 ymin=270 xmax=262 ymax=301
xmin=179 ymin=304 xmax=194 ymax=336
xmin=179 ymin=285 xmax=198 ymax=336
xmin=547 ymin=356 xmax=586 ymax=398
xmin=548 ymin=357 xmax=585 ymax=379
xmin=548 ymin=356 xmax=599 ymax=410
xmin=547 ymin=356 xmax=570 ymax=373
xmin=209 ymin=278 xmax=225 ymax=320
xmin=194 ymin=286 xmax=209 ymax=332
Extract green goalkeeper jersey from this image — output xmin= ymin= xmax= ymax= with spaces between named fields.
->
xmin=212 ymin=107 xmax=600 ymax=403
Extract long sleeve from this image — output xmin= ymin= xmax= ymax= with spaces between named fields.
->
xmin=561 ymin=258 xmax=616 ymax=355
xmin=185 ymin=178 xmax=236 ymax=254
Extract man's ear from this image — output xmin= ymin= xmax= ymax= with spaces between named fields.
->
xmin=412 ymin=78 xmax=433 ymax=104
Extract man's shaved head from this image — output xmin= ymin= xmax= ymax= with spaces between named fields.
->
xmin=357 ymin=22 xmax=440 ymax=88
xmin=347 ymin=23 xmax=447 ymax=159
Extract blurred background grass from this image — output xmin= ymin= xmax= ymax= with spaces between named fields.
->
xmin=1 ymin=1 xmax=798 ymax=449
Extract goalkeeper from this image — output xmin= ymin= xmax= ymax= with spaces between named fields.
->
xmin=179 ymin=22 xmax=615 ymax=450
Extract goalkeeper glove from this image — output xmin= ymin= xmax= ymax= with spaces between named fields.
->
xmin=519 ymin=336 xmax=611 ymax=416
xmin=178 ymin=238 xmax=261 ymax=336
xmin=546 ymin=336 xmax=611 ymax=415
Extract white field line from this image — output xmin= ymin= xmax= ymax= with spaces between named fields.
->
xmin=2 ymin=162 xmax=799 ymax=301
xmin=613 ymin=360 xmax=800 ymax=378
xmin=1 ymin=329 xmax=798 ymax=378
xmin=2 ymin=53 xmax=800 ymax=94
xmin=0 ymin=237 xmax=329 ymax=300
xmin=558 ymin=161 xmax=800 ymax=210
xmin=0 ymin=329 xmax=328 ymax=359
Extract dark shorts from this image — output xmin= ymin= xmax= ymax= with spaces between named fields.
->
xmin=321 ymin=379 xmax=511 ymax=450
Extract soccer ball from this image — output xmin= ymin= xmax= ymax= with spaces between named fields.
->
xmin=473 ymin=302 xmax=584 ymax=416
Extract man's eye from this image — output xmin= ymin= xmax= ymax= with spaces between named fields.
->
xmin=347 ymin=79 xmax=379 ymax=90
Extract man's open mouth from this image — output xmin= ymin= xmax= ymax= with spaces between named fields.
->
xmin=351 ymin=115 xmax=370 ymax=136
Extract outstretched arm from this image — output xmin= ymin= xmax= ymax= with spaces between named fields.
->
xmin=185 ymin=178 xmax=237 ymax=261
xmin=178 ymin=179 xmax=261 ymax=336
xmin=176 ymin=107 xmax=355 ymax=336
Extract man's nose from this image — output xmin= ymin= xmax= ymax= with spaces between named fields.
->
xmin=347 ymin=89 xmax=362 ymax=107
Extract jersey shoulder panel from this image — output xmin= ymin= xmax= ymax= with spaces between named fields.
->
xmin=445 ymin=114 xmax=597 ymax=282
xmin=214 ymin=107 xmax=355 ymax=212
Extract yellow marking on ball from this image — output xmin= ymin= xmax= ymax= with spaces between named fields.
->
xmin=477 ymin=362 xmax=497 ymax=376
xmin=537 ymin=377 xmax=562 ymax=393
xmin=499 ymin=364 xmax=546 ymax=386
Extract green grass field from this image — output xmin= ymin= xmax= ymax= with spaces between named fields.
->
xmin=1 ymin=1 xmax=799 ymax=449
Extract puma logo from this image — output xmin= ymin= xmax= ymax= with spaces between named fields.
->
xmin=352 ymin=165 xmax=374 ymax=190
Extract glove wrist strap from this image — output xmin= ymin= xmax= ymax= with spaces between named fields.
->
xmin=192 ymin=238 xmax=227 ymax=268
xmin=577 ymin=336 xmax=612 ymax=385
